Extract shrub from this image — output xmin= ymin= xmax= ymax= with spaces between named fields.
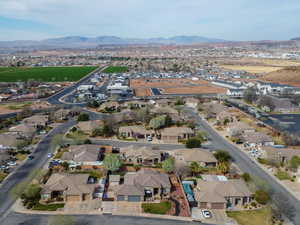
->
xmin=242 ymin=173 xmax=252 ymax=182
xmin=186 ymin=138 xmax=202 ymax=148
xmin=77 ymin=113 xmax=89 ymax=122
xmin=254 ymin=190 xmax=270 ymax=205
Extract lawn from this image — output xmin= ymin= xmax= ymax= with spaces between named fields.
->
xmin=102 ymin=66 xmax=128 ymax=73
xmin=16 ymin=153 xmax=28 ymax=161
xmin=275 ymin=170 xmax=292 ymax=181
xmin=227 ymin=208 xmax=272 ymax=225
xmin=0 ymin=66 xmax=97 ymax=82
xmin=142 ymin=201 xmax=171 ymax=215
xmin=32 ymin=203 xmax=65 ymax=211
xmin=0 ymin=172 xmax=8 ymax=183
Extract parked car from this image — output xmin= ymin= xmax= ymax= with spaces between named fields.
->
xmin=47 ymin=153 xmax=53 ymax=158
xmin=7 ymin=161 xmax=17 ymax=166
xmin=147 ymin=136 xmax=153 ymax=142
xmin=201 ymin=209 xmax=212 ymax=219
xmin=28 ymin=155 xmax=35 ymax=160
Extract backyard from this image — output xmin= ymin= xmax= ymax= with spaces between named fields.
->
xmin=0 ymin=66 xmax=97 ymax=82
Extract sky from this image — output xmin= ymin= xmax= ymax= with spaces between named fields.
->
xmin=0 ymin=0 xmax=300 ymax=41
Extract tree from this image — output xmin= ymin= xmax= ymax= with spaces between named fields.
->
xmin=77 ymin=113 xmax=90 ymax=122
xmin=21 ymin=184 xmax=41 ymax=203
xmin=243 ymin=87 xmax=258 ymax=104
xmin=257 ymin=96 xmax=275 ymax=112
xmin=175 ymin=97 xmax=184 ymax=106
xmin=103 ymin=154 xmax=122 ymax=172
xmin=149 ymin=115 xmax=167 ymax=130
xmin=102 ymin=124 xmax=114 ymax=137
xmin=87 ymin=100 xmax=100 ymax=108
xmin=254 ymin=189 xmax=270 ymax=205
xmin=189 ymin=161 xmax=202 ymax=176
xmin=214 ymin=151 xmax=231 ymax=163
xmin=91 ymin=127 xmax=103 ymax=137
xmin=241 ymin=173 xmax=252 ymax=182
xmin=165 ymin=115 xmax=173 ymax=127
xmin=162 ymin=157 xmax=175 ymax=173
xmin=282 ymin=132 xmax=300 ymax=146
xmin=217 ymin=161 xmax=230 ymax=174
xmin=288 ymin=156 xmax=300 ymax=171
xmin=186 ymin=138 xmax=202 ymax=148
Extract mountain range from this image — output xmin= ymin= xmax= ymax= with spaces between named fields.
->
xmin=0 ymin=35 xmax=227 ymax=49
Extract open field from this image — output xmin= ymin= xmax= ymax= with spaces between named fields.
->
xmin=227 ymin=208 xmax=272 ymax=225
xmin=130 ymin=78 xmax=226 ymax=96
xmin=134 ymin=88 xmax=152 ymax=97
xmin=102 ymin=66 xmax=128 ymax=73
xmin=262 ymin=66 xmax=300 ymax=86
xmin=221 ymin=65 xmax=282 ymax=73
xmin=0 ymin=66 xmax=97 ymax=82
xmin=161 ymin=86 xmax=226 ymax=95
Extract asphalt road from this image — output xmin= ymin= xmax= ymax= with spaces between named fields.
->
xmin=46 ymin=66 xmax=106 ymax=106
xmin=1 ymin=212 xmax=209 ymax=225
xmin=0 ymin=120 xmax=76 ymax=224
xmin=184 ymin=107 xmax=300 ymax=224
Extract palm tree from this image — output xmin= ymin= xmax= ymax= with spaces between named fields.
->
xmin=189 ymin=161 xmax=202 ymax=176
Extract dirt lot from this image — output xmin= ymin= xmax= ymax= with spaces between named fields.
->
xmin=131 ymin=78 xmax=225 ymax=96
xmin=0 ymin=101 xmax=51 ymax=115
xmin=221 ymin=65 xmax=282 ymax=73
xmin=134 ymin=88 xmax=153 ymax=97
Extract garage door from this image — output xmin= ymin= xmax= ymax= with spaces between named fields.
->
xmin=117 ymin=195 xmax=125 ymax=201
xmin=128 ymin=195 xmax=141 ymax=202
xmin=199 ymin=202 xmax=208 ymax=208
xmin=211 ymin=203 xmax=225 ymax=209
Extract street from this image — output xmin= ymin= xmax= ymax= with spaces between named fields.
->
xmin=184 ymin=107 xmax=300 ymax=224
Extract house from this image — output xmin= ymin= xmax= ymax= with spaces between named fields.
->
xmin=227 ymin=122 xmax=255 ymax=137
xmin=61 ymin=145 xmax=103 ymax=166
xmin=0 ymin=132 xmax=24 ymax=148
xmin=114 ymin=169 xmax=171 ymax=202
xmin=202 ymin=102 xmax=227 ymax=119
xmin=227 ymin=89 xmax=244 ymax=98
xmin=185 ymin=98 xmax=200 ymax=108
xmin=263 ymin=96 xmax=298 ymax=113
xmin=119 ymin=125 xmax=154 ymax=140
xmin=120 ymin=145 xmax=162 ymax=165
xmin=160 ymin=126 xmax=194 ymax=143
xmin=216 ymin=111 xmax=236 ymax=124
xmin=41 ymin=173 xmax=96 ymax=202
xmin=99 ymin=101 xmax=121 ymax=111
xmin=154 ymin=99 xmax=174 ymax=108
xmin=76 ymin=120 xmax=104 ymax=135
xmin=256 ymin=81 xmax=290 ymax=95
xmin=241 ymin=132 xmax=274 ymax=147
xmin=8 ymin=123 xmax=36 ymax=139
xmin=109 ymin=175 xmax=120 ymax=186
xmin=53 ymin=109 xmax=71 ymax=121
xmin=194 ymin=179 xmax=252 ymax=209
xmin=261 ymin=146 xmax=300 ymax=164
xmin=151 ymin=106 xmax=180 ymax=122
xmin=169 ymin=149 xmax=217 ymax=167
xmin=22 ymin=115 xmax=48 ymax=128
xmin=124 ymin=100 xmax=148 ymax=109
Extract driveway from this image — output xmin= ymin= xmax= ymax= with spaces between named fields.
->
xmin=64 ymin=199 xmax=102 ymax=213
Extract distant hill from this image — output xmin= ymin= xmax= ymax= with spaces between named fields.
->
xmin=262 ymin=66 xmax=300 ymax=86
xmin=291 ymin=37 xmax=300 ymax=41
xmin=0 ymin=35 xmax=227 ymax=49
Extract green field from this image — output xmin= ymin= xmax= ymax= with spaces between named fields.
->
xmin=0 ymin=66 xmax=97 ymax=82
xmin=103 ymin=66 xmax=128 ymax=73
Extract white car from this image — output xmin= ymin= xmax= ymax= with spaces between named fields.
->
xmin=47 ymin=153 xmax=53 ymax=158
xmin=201 ymin=209 xmax=212 ymax=219
xmin=7 ymin=161 xmax=17 ymax=166
xmin=147 ymin=136 xmax=153 ymax=142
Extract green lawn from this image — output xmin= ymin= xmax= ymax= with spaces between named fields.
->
xmin=103 ymin=66 xmax=128 ymax=73
xmin=142 ymin=201 xmax=171 ymax=215
xmin=0 ymin=66 xmax=97 ymax=82
xmin=227 ymin=208 xmax=272 ymax=225
xmin=32 ymin=203 xmax=65 ymax=211
xmin=275 ymin=170 xmax=292 ymax=181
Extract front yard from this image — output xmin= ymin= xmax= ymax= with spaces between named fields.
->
xmin=227 ymin=208 xmax=272 ymax=225
xmin=142 ymin=201 xmax=171 ymax=215
xmin=32 ymin=203 xmax=65 ymax=211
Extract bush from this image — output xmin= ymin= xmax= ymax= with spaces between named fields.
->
xmin=83 ymin=139 xmax=92 ymax=144
xmin=32 ymin=203 xmax=65 ymax=211
xmin=242 ymin=173 xmax=252 ymax=182
xmin=142 ymin=201 xmax=171 ymax=214
xmin=254 ymin=190 xmax=270 ymax=205
xmin=186 ymin=138 xmax=202 ymax=148
xmin=77 ymin=113 xmax=89 ymax=122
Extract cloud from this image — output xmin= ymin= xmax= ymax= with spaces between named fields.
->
xmin=0 ymin=0 xmax=300 ymax=41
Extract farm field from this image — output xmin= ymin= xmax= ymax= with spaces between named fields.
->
xmin=221 ymin=65 xmax=282 ymax=73
xmin=102 ymin=66 xmax=128 ymax=73
xmin=0 ymin=66 xmax=97 ymax=82
xmin=134 ymin=88 xmax=152 ymax=97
